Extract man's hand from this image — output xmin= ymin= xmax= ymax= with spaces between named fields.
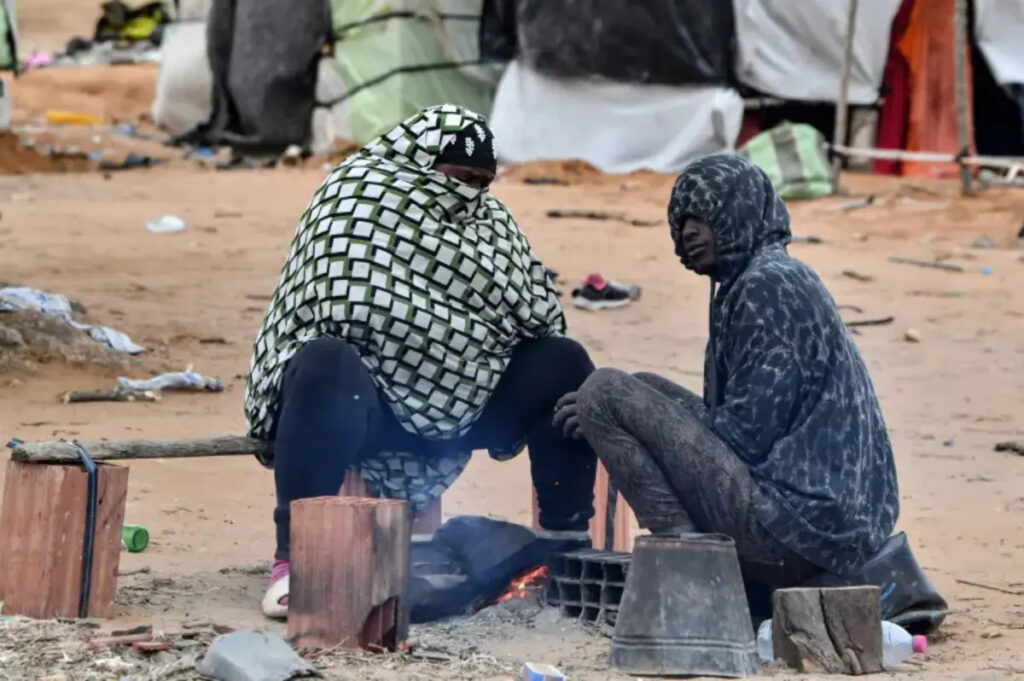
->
xmin=553 ymin=391 xmax=582 ymax=440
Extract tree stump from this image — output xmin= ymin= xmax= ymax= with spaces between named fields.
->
xmin=0 ymin=460 xmax=129 ymax=618
xmin=287 ymin=496 xmax=411 ymax=651
xmin=772 ymin=586 xmax=883 ymax=675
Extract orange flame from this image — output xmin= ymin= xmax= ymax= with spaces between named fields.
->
xmin=495 ymin=565 xmax=549 ymax=603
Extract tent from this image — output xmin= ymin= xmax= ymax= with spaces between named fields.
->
xmin=150 ymin=0 xmax=1024 ymax=172
xmin=0 ymin=0 xmax=17 ymax=133
xmin=311 ymin=0 xmax=501 ymax=152
xmin=0 ymin=0 xmax=16 ymax=70
xmin=490 ymin=0 xmax=1024 ymax=174
xmin=152 ymin=0 xmax=213 ymax=136
xmin=155 ymin=0 xmax=500 ymax=154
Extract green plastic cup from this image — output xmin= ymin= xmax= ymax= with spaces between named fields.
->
xmin=122 ymin=525 xmax=149 ymax=553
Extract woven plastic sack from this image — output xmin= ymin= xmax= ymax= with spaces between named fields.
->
xmin=739 ymin=122 xmax=834 ymax=200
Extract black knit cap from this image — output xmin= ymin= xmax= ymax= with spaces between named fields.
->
xmin=435 ymin=122 xmax=497 ymax=173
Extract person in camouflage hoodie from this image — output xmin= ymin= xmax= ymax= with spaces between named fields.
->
xmin=557 ymin=154 xmax=899 ymax=590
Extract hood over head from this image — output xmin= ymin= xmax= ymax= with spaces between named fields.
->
xmin=668 ymin=154 xmax=791 ymax=283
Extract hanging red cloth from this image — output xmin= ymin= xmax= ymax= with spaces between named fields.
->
xmin=898 ymin=0 xmax=975 ymax=178
xmin=874 ymin=0 xmax=915 ymax=175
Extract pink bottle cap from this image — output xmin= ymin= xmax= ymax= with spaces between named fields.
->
xmin=912 ymin=635 xmax=928 ymax=654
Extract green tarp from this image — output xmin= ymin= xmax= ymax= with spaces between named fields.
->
xmin=739 ymin=122 xmax=835 ymax=200
xmin=0 ymin=0 xmax=15 ymax=70
xmin=327 ymin=0 xmax=499 ymax=143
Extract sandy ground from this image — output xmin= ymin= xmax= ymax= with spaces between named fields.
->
xmin=2 ymin=157 xmax=1023 ymax=679
xmin=1 ymin=25 xmax=1024 ymax=680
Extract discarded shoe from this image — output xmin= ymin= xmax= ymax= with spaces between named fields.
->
xmin=261 ymin=559 xmax=289 ymax=619
xmin=571 ymin=274 xmax=640 ymax=311
xmin=801 ymin=533 xmax=948 ymax=635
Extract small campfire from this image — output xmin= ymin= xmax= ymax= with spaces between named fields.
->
xmin=495 ymin=565 xmax=549 ymax=604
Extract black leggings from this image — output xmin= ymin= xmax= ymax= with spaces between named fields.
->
xmin=272 ymin=336 xmax=597 ymax=559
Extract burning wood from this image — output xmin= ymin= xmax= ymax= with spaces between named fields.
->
xmin=495 ymin=566 xmax=549 ymax=604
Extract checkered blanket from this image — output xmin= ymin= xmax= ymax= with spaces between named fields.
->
xmin=245 ymin=105 xmax=565 ymax=453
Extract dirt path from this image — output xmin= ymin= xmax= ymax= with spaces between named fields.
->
xmin=1 ymin=164 xmax=1022 ymax=678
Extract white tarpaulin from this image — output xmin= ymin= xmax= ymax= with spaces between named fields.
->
xmin=152 ymin=21 xmax=213 ymax=136
xmin=975 ymin=0 xmax=1024 ymax=85
xmin=733 ymin=0 xmax=901 ymax=105
xmin=490 ymin=61 xmax=743 ymax=174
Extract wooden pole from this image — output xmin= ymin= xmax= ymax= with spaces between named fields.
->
xmin=0 ymin=461 xmax=129 ymax=618
xmin=954 ymin=0 xmax=973 ymax=195
xmin=10 ymin=435 xmax=267 ymax=463
xmin=287 ymin=497 xmax=410 ymax=651
xmin=832 ymin=0 xmax=860 ymax=191
xmin=772 ymin=586 xmax=883 ymax=674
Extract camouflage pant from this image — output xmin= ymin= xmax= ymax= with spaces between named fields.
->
xmin=576 ymin=368 xmax=818 ymax=588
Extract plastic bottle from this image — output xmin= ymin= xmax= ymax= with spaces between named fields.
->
xmin=756 ymin=619 xmax=927 ymax=670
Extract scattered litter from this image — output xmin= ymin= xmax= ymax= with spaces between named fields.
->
xmin=523 ymin=175 xmax=569 ymax=186
xmin=904 ymin=329 xmax=922 ymax=343
xmin=546 ymin=208 xmax=659 ymax=228
xmin=26 ymin=51 xmax=54 ymax=69
xmin=943 ymin=439 xmax=954 ymax=447
xmin=522 ymin=661 xmax=565 ymax=681
xmin=200 ymin=336 xmax=229 ymax=344
xmin=571 ymin=274 xmax=641 ymax=311
xmin=982 ymin=266 xmax=993 ymax=275
xmin=970 ymin=235 xmax=998 ymax=250
xmin=214 ymin=210 xmax=243 ymax=218
xmin=45 ymin=110 xmax=102 ymax=126
xmin=197 ymin=629 xmax=317 ymax=681
xmin=889 ymin=256 xmax=964 ymax=273
xmin=99 ymin=152 xmax=159 ymax=172
xmin=116 ymin=367 xmax=223 ymax=393
xmin=995 ymin=441 xmax=1024 ymax=456
xmin=0 ymin=287 xmax=143 ymax=353
xmin=842 ymin=270 xmax=874 ymax=283
xmin=61 ymin=389 xmax=159 ymax=403
xmin=838 ymin=196 xmax=876 ymax=212
xmin=280 ymin=145 xmax=304 ymax=167
xmin=146 ymin=215 xmax=187 ymax=234
xmin=122 ymin=524 xmax=150 ymax=552
xmin=792 ymin=235 xmax=826 ymax=244
xmin=845 ymin=316 xmax=894 ymax=328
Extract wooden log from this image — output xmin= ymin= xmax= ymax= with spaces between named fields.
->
xmin=772 ymin=586 xmax=883 ymax=675
xmin=953 ymin=0 xmax=973 ymax=196
xmin=0 ymin=461 xmax=129 ymax=618
xmin=10 ymin=435 xmax=267 ymax=463
xmin=288 ymin=497 xmax=410 ymax=651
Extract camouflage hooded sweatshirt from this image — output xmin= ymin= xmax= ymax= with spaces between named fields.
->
xmin=669 ymin=154 xmax=899 ymax=573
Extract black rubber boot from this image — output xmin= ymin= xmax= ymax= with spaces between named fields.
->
xmin=800 ymin=532 xmax=948 ymax=634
